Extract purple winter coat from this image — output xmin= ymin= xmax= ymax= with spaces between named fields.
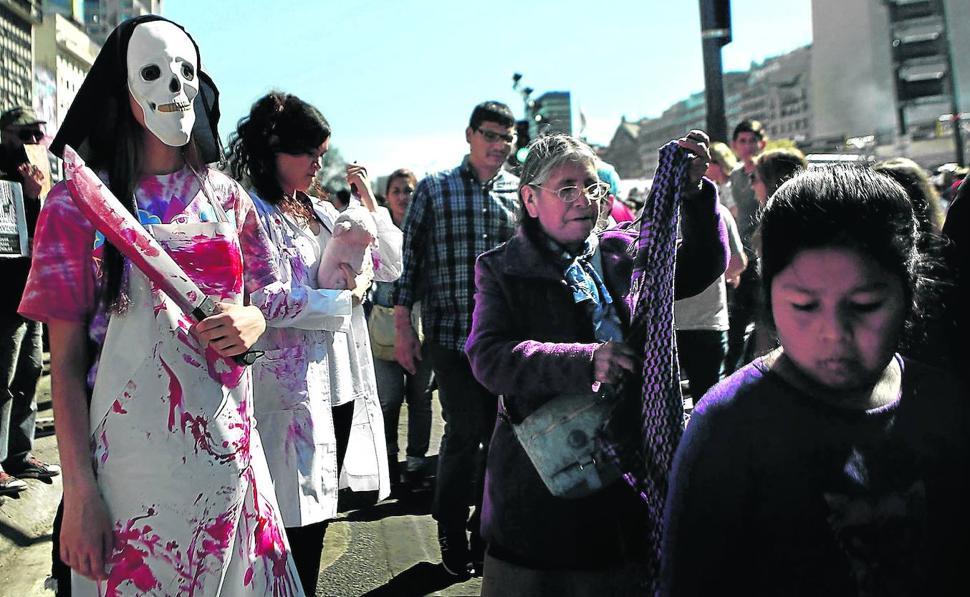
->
xmin=465 ymin=179 xmax=728 ymax=569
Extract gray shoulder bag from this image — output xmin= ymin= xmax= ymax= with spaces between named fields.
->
xmin=500 ymin=390 xmax=625 ymax=499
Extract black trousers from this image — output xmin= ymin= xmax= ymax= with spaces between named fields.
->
xmin=676 ymin=329 xmax=728 ymax=403
xmin=427 ymin=343 xmax=497 ymax=538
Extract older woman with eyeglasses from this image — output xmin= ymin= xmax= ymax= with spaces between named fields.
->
xmin=465 ymin=132 xmax=728 ymax=595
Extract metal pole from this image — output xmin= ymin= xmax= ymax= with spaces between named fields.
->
xmin=700 ymin=37 xmax=728 ymax=142
xmin=699 ymin=0 xmax=731 ymax=143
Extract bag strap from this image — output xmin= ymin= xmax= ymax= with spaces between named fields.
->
xmin=497 ymin=395 xmax=519 ymax=425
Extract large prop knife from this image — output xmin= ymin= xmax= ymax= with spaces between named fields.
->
xmin=62 ymin=145 xmax=259 ymax=366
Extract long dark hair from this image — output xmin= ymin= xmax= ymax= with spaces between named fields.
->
xmin=227 ymin=91 xmax=330 ymax=220
xmin=93 ymin=111 xmax=207 ymax=311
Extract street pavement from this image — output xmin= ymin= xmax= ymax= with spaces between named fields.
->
xmin=0 ymin=366 xmax=483 ymax=597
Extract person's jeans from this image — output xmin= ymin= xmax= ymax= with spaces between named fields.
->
xmin=427 ymin=343 xmax=497 ymax=537
xmin=0 ymin=315 xmax=42 ymax=468
xmin=374 ymin=344 xmax=434 ymax=463
xmin=676 ymin=329 xmax=728 ymax=403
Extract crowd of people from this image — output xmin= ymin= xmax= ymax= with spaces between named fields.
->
xmin=0 ymin=13 xmax=968 ymax=597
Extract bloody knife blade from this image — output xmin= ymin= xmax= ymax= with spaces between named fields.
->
xmin=62 ymin=145 xmax=259 ymax=366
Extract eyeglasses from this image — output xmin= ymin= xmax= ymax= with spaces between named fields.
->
xmin=475 ymin=127 xmax=516 ymax=144
xmin=532 ymin=182 xmax=612 ymax=203
xmin=18 ymin=129 xmax=43 ymax=143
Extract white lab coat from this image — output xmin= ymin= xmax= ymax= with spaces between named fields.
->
xmin=251 ymin=194 xmax=401 ymax=526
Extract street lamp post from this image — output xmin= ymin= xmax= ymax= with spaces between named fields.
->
xmin=512 ymin=73 xmax=534 ymax=125
xmin=699 ymin=0 xmax=732 ymax=143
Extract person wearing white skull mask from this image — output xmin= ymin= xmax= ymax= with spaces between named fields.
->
xmin=126 ymin=20 xmax=199 ymax=148
xmin=21 ymin=16 xmax=309 ymax=596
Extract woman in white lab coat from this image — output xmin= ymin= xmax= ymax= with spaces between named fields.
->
xmin=228 ymin=90 xmax=401 ymax=595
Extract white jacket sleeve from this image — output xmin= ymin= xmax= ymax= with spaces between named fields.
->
xmin=370 ymin=207 xmax=403 ymax=283
xmin=251 ymin=280 xmax=353 ymax=333
xmin=248 ymin=198 xmax=354 ymax=332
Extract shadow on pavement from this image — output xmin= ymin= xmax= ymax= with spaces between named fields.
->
xmin=0 ymin=515 xmax=53 ymax=547
xmin=338 ymin=455 xmax=438 ymax=520
xmin=359 ymin=561 xmax=472 ymax=596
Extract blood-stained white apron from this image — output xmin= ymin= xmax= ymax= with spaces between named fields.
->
xmin=75 ymin=181 xmax=304 ymax=597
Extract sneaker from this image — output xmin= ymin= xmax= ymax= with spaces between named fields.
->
xmin=0 ymin=471 xmax=27 ymax=495
xmin=7 ymin=456 xmax=61 ymax=480
xmin=437 ymin=530 xmax=471 ymax=577
xmin=403 ymin=467 xmax=433 ymax=493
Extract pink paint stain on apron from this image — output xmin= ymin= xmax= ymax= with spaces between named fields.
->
xmin=79 ymin=177 xmax=302 ymax=596
xmin=240 ymin=468 xmax=298 ymax=597
xmin=201 ymin=511 xmax=235 ymax=556
xmin=167 ymin=234 xmax=244 ymax=301
xmin=104 ymin=509 xmax=163 ymax=596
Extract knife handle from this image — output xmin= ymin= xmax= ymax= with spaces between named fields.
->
xmin=192 ymin=297 xmax=263 ymax=366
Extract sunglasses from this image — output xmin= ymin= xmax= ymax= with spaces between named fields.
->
xmin=475 ymin=127 xmax=516 ymax=144
xmin=18 ymin=129 xmax=43 ymax=143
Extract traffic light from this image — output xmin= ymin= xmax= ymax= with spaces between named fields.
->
xmin=514 ymin=119 xmax=530 ymax=164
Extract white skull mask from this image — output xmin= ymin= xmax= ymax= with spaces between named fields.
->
xmin=126 ymin=21 xmax=199 ymax=147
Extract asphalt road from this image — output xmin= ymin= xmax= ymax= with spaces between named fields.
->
xmin=0 ymin=367 xmax=482 ymax=597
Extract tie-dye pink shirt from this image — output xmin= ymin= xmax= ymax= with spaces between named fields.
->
xmin=18 ymin=167 xmax=282 ymax=388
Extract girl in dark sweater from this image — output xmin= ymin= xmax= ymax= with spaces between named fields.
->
xmin=661 ymin=166 xmax=970 ymax=597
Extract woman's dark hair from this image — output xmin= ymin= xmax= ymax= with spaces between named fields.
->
xmin=755 ymin=148 xmax=807 ymax=198
xmin=874 ymin=157 xmax=945 ymax=235
xmin=385 ymin=168 xmax=417 ymax=195
xmin=758 ymin=165 xmax=925 ymax=330
xmin=227 ymin=91 xmax=330 ymax=208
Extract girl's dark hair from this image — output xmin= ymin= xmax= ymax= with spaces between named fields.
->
xmin=758 ymin=165 xmax=925 ymax=329
xmin=227 ymin=91 xmax=330 ymax=209
xmin=88 ymin=96 xmax=205 ymax=311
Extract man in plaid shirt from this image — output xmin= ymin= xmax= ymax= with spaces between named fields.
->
xmin=392 ymin=101 xmax=519 ymax=576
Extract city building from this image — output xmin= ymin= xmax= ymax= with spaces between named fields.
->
xmin=532 ymin=90 xmax=572 ymax=137
xmin=34 ymin=4 xmax=99 ymax=131
xmin=812 ymin=0 xmax=969 ymax=139
xmin=1 ymin=0 xmax=42 ymax=110
xmin=44 ymin=0 xmax=82 ymax=20
xmin=83 ymin=0 xmax=160 ymax=44
xmin=601 ymin=116 xmax=647 ymax=178
xmin=731 ymin=46 xmax=812 ymax=142
xmin=606 ymin=48 xmax=813 ymax=176
xmin=811 ymin=0 xmax=968 ymax=164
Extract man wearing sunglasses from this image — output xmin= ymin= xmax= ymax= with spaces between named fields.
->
xmin=0 ymin=106 xmax=59 ymax=496
xmin=392 ymin=100 xmax=519 ymax=577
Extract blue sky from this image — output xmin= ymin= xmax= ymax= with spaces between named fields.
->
xmin=165 ymin=0 xmax=812 ymax=177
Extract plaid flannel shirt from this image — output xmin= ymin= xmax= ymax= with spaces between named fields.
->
xmin=392 ymin=156 xmax=519 ymax=352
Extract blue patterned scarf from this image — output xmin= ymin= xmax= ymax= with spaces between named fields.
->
xmin=544 ymin=233 xmax=624 ymax=344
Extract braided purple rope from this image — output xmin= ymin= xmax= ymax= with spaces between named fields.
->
xmin=601 ymin=140 xmax=690 ymax=589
